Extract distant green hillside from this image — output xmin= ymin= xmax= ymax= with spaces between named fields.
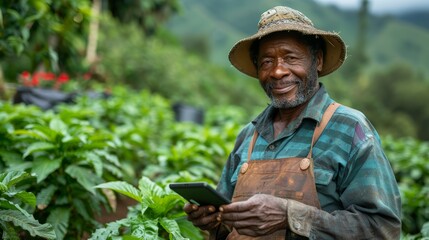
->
xmin=399 ymin=10 xmax=429 ymax=31
xmin=369 ymin=19 xmax=429 ymax=74
xmin=166 ymin=0 xmax=429 ymax=77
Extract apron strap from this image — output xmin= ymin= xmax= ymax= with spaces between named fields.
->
xmin=307 ymin=102 xmax=340 ymax=159
xmin=247 ymin=130 xmax=259 ymax=161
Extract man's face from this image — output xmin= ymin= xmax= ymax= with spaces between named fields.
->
xmin=256 ymin=32 xmax=323 ymax=109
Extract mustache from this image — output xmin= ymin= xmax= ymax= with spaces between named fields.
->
xmin=263 ymin=79 xmax=301 ymax=91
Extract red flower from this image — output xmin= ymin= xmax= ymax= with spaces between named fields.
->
xmin=40 ymin=72 xmax=56 ymax=81
xmin=21 ymin=71 xmax=31 ymax=79
xmin=20 ymin=71 xmax=34 ymax=86
xmin=57 ymin=73 xmax=70 ymax=83
xmin=31 ymin=75 xmax=39 ymax=86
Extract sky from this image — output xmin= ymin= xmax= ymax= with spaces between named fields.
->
xmin=314 ymin=0 xmax=429 ymax=14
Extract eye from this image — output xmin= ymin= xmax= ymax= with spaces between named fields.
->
xmin=258 ymin=58 xmax=273 ymax=69
xmin=284 ymin=55 xmax=298 ymax=62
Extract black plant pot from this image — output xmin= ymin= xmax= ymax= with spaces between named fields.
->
xmin=172 ymin=103 xmax=204 ymax=124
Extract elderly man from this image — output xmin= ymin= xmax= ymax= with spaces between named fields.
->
xmin=184 ymin=6 xmax=401 ymax=239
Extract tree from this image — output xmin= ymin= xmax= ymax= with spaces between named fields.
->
xmin=341 ymin=0 xmax=369 ymax=80
xmin=0 ymin=0 xmax=180 ymax=85
xmin=0 ymin=0 xmax=92 ymax=80
xmin=105 ymin=0 xmax=180 ymax=36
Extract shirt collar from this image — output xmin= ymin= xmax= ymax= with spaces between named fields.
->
xmin=300 ymin=83 xmax=334 ymax=123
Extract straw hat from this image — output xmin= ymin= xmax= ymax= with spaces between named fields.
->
xmin=228 ymin=6 xmax=347 ymax=78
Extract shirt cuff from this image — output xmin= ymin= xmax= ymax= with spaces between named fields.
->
xmin=287 ymin=199 xmax=317 ymax=237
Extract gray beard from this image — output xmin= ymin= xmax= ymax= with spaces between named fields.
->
xmin=262 ymin=63 xmax=319 ymax=109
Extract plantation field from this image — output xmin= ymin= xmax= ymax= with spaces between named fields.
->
xmin=1 ymin=87 xmax=428 ymax=239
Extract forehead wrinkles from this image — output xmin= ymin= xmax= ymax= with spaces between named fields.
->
xmin=259 ymin=35 xmax=309 ymax=57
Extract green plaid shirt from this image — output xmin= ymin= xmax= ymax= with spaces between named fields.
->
xmin=217 ymin=84 xmax=401 ymax=239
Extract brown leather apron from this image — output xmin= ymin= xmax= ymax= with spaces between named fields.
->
xmin=226 ymin=103 xmax=339 ymax=240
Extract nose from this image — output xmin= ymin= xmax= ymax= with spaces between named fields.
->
xmin=271 ymin=58 xmax=290 ymax=79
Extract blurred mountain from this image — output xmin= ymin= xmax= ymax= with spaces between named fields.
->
xmin=166 ymin=0 xmax=429 ymax=77
xmin=397 ymin=10 xmax=429 ymax=31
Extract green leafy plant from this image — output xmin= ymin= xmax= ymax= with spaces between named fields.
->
xmin=56 ymin=87 xmax=176 ymax=184
xmin=0 ymin=101 xmax=125 ymax=239
xmin=4 ymin=84 xmax=429 ymax=239
xmin=90 ymin=177 xmax=203 ymax=240
xmin=383 ymin=136 xmax=429 ymax=236
xmin=0 ymin=171 xmax=56 ymax=239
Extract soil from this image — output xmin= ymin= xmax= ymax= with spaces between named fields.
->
xmin=95 ymin=197 xmax=138 ymax=224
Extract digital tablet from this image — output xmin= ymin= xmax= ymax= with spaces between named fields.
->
xmin=169 ymin=182 xmax=231 ymax=207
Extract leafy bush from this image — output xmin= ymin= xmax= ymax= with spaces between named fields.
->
xmin=90 ymin=177 xmax=201 ymax=240
xmin=56 ymin=86 xmax=176 ymax=184
xmin=0 ymin=171 xmax=55 ymax=239
xmin=0 ymin=85 xmax=242 ymax=239
xmin=2 ymin=85 xmax=429 ymax=239
xmin=0 ymin=102 xmax=124 ymax=239
xmin=142 ymin=122 xmax=239 ymax=184
xmin=383 ymin=136 xmax=429 ymax=238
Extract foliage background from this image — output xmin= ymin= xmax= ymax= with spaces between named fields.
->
xmin=1 ymin=0 xmax=429 ymax=239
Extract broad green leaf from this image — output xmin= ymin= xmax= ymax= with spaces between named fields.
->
xmin=47 ymin=207 xmax=70 ymax=240
xmin=175 ymin=217 xmax=203 ymax=240
xmin=133 ymin=219 xmax=158 ymax=239
xmin=49 ymin=118 xmax=67 ymax=134
xmin=0 ymin=151 xmax=23 ymax=167
xmin=150 ymin=194 xmax=183 ymax=217
xmin=0 ymin=198 xmax=19 ymax=210
xmin=61 ymin=134 xmax=83 ymax=146
xmin=65 ymin=165 xmax=103 ymax=194
xmin=13 ymin=128 xmax=51 ymax=141
xmin=31 ymin=125 xmax=60 ymax=141
xmin=1 ymin=200 xmax=31 ymax=217
xmin=0 ymin=209 xmax=56 ymax=239
xmin=5 ymin=162 xmax=33 ymax=173
xmin=12 ymin=191 xmax=36 ymax=207
xmin=159 ymin=217 xmax=188 ymax=240
xmin=36 ymin=185 xmax=57 ymax=210
xmin=31 ymin=157 xmax=62 ymax=183
xmin=89 ymin=219 xmax=129 ymax=240
xmin=0 ymin=182 xmax=7 ymax=192
xmin=103 ymin=163 xmax=124 ymax=179
xmin=73 ymin=198 xmax=92 ymax=221
xmin=95 ymin=149 xmax=121 ymax=166
xmin=85 ymin=152 xmax=103 ymax=177
xmin=138 ymin=176 xmax=164 ymax=199
xmin=1 ymin=220 xmax=20 ymax=240
xmin=1 ymin=171 xmax=32 ymax=188
xmin=95 ymin=181 xmax=142 ymax=203
xmin=23 ymin=142 xmax=56 ymax=158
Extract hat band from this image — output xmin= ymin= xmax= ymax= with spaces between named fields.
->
xmin=260 ymin=18 xmax=312 ymax=31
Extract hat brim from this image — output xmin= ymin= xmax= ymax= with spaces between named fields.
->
xmin=228 ymin=23 xmax=347 ymax=78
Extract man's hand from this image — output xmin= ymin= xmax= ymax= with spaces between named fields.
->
xmin=183 ymin=203 xmax=220 ymax=231
xmin=218 ymin=194 xmax=288 ymax=236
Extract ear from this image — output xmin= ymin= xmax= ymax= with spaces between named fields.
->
xmin=316 ymin=50 xmax=323 ymax=72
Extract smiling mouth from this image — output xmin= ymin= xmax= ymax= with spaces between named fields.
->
xmin=272 ymin=82 xmax=297 ymax=95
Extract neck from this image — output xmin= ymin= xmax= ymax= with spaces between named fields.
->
xmin=273 ymin=102 xmax=309 ymax=139
xmin=276 ymin=101 xmax=308 ymax=125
